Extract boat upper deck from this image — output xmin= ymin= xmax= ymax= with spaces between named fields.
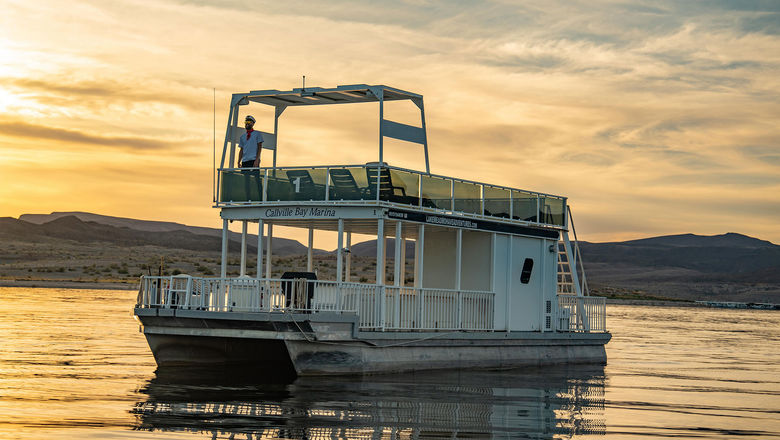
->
xmin=216 ymin=83 xmax=567 ymax=230
xmin=217 ymin=164 xmax=567 ymax=229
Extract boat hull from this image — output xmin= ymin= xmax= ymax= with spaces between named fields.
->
xmin=136 ymin=308 xmax=610 ymax=376
xmin=284 ymin=338 xmax=608 ymax=375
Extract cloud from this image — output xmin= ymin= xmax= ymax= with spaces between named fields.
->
xmin=0 ymin=120 xmax=181 ymax=151
xmin=649 ymin=171 xmax=780 ymax=187
xmin=739 ymin=12 xmax=780 ymax=35
xmin=0 ymin=77 xmax=208 ymax=113
xmin=740 ymin=145 xmax=780 ymax=165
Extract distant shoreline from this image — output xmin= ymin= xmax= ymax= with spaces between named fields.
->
xmin=0 ymin=279 xmax=702 ymax=307
xmin=604 ymin=298 xmax=699 ymax=307
xmin=0 ymin=279 xmax=137 ymax=291
xmin=1 ymin=280 xmax=775 ymax=310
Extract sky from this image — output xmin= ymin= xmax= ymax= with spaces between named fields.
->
xmin=0 ymin=0 xmax=778 ymax=244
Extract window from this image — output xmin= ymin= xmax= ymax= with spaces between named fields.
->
xmin=520 ymin=258 xmax=534 ymax=284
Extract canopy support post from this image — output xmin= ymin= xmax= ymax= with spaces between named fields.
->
xmin=256 ymin=219 xmax=264 ymax=279
xmin=240 ymin=221 xmax=247 ymax=276
xmin=345 ymin=231 xmax=352 ymax=282
xmin=307 ymin=228 xmax=314 ymax=272
xmin=337 ymin=219 xmax=344 ymax=283
xmin=220 ymin=219 xmax=228 ymax=279
xmin=265 ymin=224 xmax=273 ymax=279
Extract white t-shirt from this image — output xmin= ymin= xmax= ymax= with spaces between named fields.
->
xmin=238 ymin=130 xmax=264 ymax=162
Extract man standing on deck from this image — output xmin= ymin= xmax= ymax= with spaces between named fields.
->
xmin=238 ymin=115 xmax=263 ymax=168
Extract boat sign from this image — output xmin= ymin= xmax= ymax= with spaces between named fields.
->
xmin=387 ymin=209 xmax=560 ymax=239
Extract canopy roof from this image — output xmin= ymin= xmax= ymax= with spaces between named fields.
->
xmin=234 ymin=84 xmax=422 ymax=107
xmin=223 ymin=83 xmax=429 ymax=173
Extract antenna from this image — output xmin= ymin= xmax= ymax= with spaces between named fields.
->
xmin=302 ymin=75 xmax=305 ymax=92
xmin=213 ymin=88 xmax=216 ymax=203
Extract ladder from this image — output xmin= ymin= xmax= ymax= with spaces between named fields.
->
xmin=557 ymin=206 xmax=589 ymax=297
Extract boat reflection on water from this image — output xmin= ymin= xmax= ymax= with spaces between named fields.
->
xmin=132 ymin=366 xmax=605 ymax=439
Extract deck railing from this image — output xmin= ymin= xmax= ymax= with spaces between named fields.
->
xmin=383 ymin=286 xmax=494 ymax=330
xmin=557 ymin=295 xmax=607 ymax=332
xmin=136 ymin=275 xmax=494 ymax=331
xmin=217 ymin=164 xmax=567 ymax=227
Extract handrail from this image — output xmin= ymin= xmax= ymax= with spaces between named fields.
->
xmin=218 ymin=163 xmax=567 ymax=199
xmin=557 ymin=296 xmax=606 ymax=332
xmin=216 ymin=164 xmax=567 ymax=227
xmin=567 ymin=206 xmax=589 ymax=296
xmin=136 ymin=276 xmax=495 ymax=331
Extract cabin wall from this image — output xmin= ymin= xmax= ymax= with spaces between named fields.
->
xmin=420 ymin=228 xmax=559 ymax=332
xmin=492 ymin=233 xmax=510 ymax=330
xmin=422 ymin=230 xmax=456 ymax=289
xmin=460 ymin=230 xmax=492 ymax=291
xmin=540 ymin=238 xmax=559 ymax=331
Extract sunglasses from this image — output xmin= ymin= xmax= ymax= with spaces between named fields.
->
xmin=245 ymin=120 xmax=254 ymax=124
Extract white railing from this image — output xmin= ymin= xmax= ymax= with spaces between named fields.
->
xmin=557 ymin=296 xmax=606 ymax=333
xmin=383 ymin=287 xmax=494 ymax=331
xmin=136 ymin=276 xmax=494 ymax=331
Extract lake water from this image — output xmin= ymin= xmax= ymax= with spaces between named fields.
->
xmin=0 ymin=287 xmax=778 ymax=439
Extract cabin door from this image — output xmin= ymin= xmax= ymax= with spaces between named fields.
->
xmin=509 ymin=236 xmax=543 ymax=331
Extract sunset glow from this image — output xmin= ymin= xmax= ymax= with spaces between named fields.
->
xmin=1 ymin=1 xmax=778 ymax=243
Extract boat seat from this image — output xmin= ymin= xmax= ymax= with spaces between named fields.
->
xmin=329 ymin=168 xmax=369 ymax=200
xmin=366 ymin=166 xmax=418 ymax=205
xmin=286 ymin=169 xmax=322 ymax=201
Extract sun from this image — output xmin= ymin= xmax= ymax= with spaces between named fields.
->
xmin=0 ymin=88 xmax=27 ymax=113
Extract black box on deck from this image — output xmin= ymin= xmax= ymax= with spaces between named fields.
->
xmin=281 ymin=272 xmax=317 ymax=309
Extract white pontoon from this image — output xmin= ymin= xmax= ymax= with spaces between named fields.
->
xmin=133 ymin=84 xmax=610 ymax=375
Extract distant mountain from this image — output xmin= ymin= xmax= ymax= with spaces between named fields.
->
xmin=348 ymin=238 xmax=415 ymax=259
xmin=20 ymin=211 xmax=219 ymax=235
xmin=1 ymin=216 xmax=222 ymax=251
xmin=14 ymin=212 xmax=319 ymax=256
xmin=579 ymin=232 xmax=780 ymax=276
xmin=616 ymin=232 xmax=776 ymax=249
xmin=0 ymin=216 xmax=307 ymax=256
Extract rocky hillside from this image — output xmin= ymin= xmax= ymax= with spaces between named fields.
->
xmin=2 ymin=212 xmax=778 ymax=302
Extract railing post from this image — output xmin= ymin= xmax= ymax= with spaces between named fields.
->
xmin=457 ymin=290 xmax=463 ymax=330
xmin=393 ymin=288 xmax=400 ymax=329
xmin=262 ymin=169 xmax=268 ymax=202
xmin=165 ymin=277 xmax=172 ymax=308
xmin=325 ymin=167 xmax=331 ymax=201
xmin=536 ymin=196 xmax=540 ymax=224
xmin=184 ymin=276 xmax=192 ymax=308
xmin=509 ymin=190 xmax=513 ymax=220
xmin=480 ymin=185 xmax=485 ymax=216
xmin=418 ymin=288 xmax=424 ymax=329
xmin=450 ymin=179 xmax=455 ymax=211
xmin=417 ymin=174 xmax=422 ymax=207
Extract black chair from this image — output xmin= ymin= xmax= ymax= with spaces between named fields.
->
xmin=329 ymin=169 xmax=368 ymax=200
xmin=366 ymin=167 xmax=413 ymax=204
xmin=286 ymin=170 xmax=320 ymax=201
